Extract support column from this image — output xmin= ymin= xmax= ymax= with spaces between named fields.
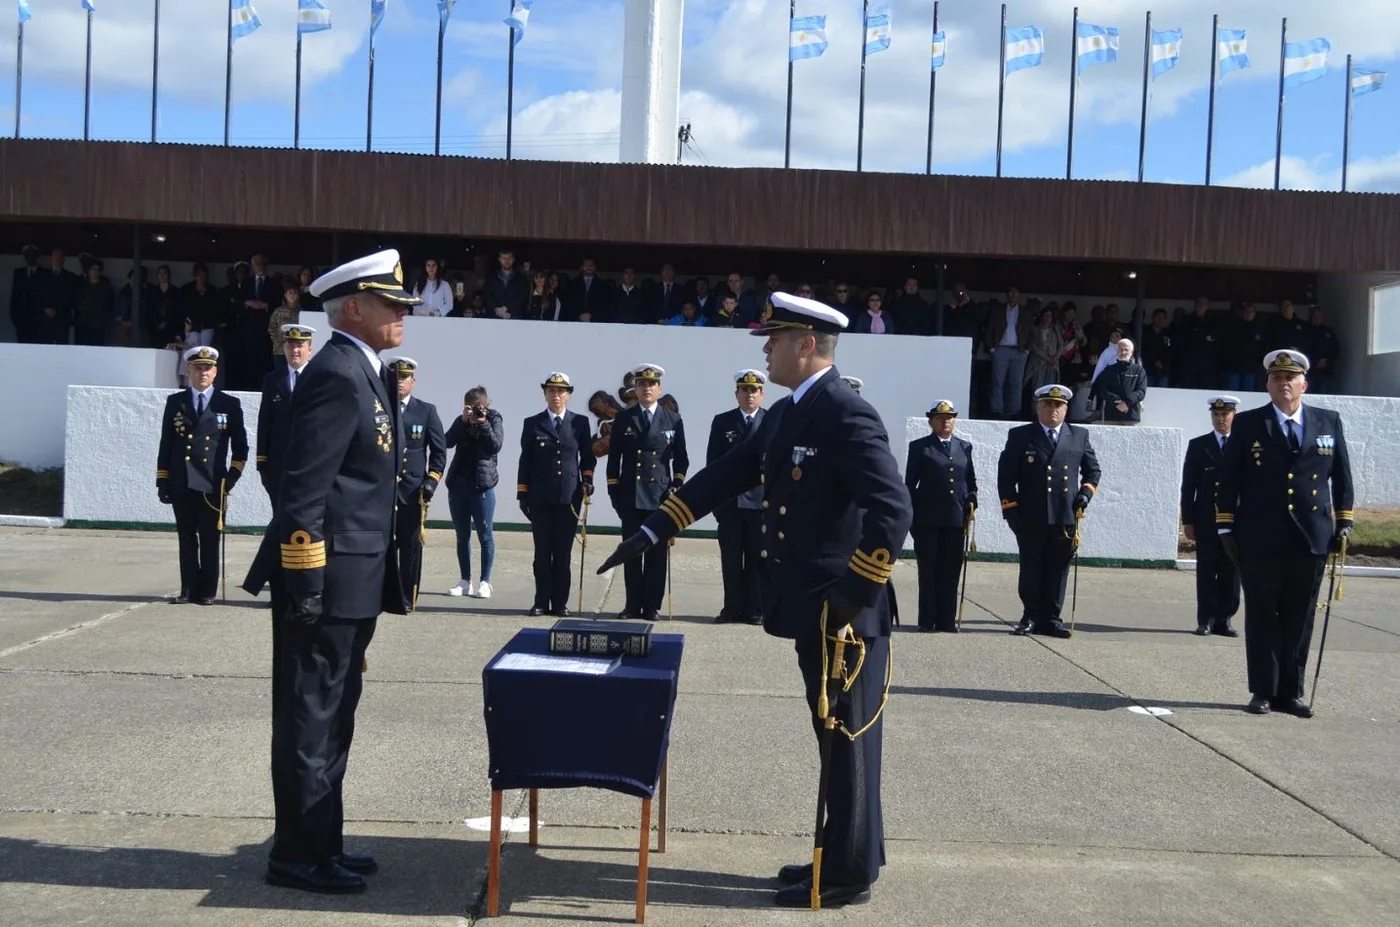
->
xmin=619 ymin=0 xmax=685 ymax=164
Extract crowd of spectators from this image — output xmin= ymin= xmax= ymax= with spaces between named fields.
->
xmin=7 ymin=244 xmax=1342 ymax=408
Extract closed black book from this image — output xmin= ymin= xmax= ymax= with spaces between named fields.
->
xmin=548 ymin=618 xmax=653 ymax=657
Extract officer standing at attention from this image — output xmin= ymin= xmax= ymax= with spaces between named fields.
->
xmin=605 ymin=363 xmax=688 ymax=620
xmin=518 ymin=372 xmax=596 ymax=617
xmin=998 ymin=384 xmax=1100 ymax=639
xmin=389 ymin=357 xmax=446 ymax=611
xmin=266 ymin=249 xmax=415 ymax=894
xmin=906 ymin=400 xmax=977 ymax=633
xmin=707 ymin=369 xmax=767 ymax=624
xmin=256 ymin=324 xmax=317 ymax=505
xmin=597 ymin=293 xmax=911 ymax=908
xmin=1216 ymin=349 xmax=1353 ymax=718
xmin=157 ymin=346 xmax=248 ymax=605
xmin=1180 ymin=395 xmax=1243 ymax=637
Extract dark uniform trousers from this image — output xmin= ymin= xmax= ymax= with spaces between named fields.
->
xmin=913 ymin=527 xmax=964 ymax=630
xmin=172 ymin=489 xmax=222 ymax=598
xmin=716 ymin=506 xmax=762 ymax=618
xmin=394 ymin=503 xmax=425 ymax=605
xmin=1240 ymin=540 xmax=1324 ymax=701
xmin=1016 ymin=524 xmax=1075 ymax=624
xmin=270 ymin=616 xmax=377 ymax=864
xmin=1195 ymin=529 xmax=1242 ymax=628
xmin=620 ymin=506 xmax=668 ymax=613
xmin=532 ymin=503 xmax=578 ymax=611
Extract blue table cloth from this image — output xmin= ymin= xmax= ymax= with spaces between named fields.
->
xmin=483 ymin=629 xmax=684 ymax=799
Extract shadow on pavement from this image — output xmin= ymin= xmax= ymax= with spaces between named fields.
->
xmin=0 ymin=591 xmax=165 ymax=605
xmin=890 ymin=685 xmax=1242 ymax=713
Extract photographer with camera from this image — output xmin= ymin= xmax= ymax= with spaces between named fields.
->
xmin=444 ymin=386 xmax=504 ymax=599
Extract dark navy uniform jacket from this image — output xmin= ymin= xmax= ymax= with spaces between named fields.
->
xmin=517 ymin=409 xmax=597 ymax=506
xmin=998 ymin=423 xmax=1101 ymax=526
xmin=606 ymin=404 xmax=689 ymax=511
xmin=707 ymin=407 xmax=766 ymax=512
xmin=1180 ymin=431 xmax=1229 ymax=529
xmin=157 ymin=389 xmax=248 ymax=494
xmin=397 ymin=395 xmax=446 ymax=506
xmin=906 ymin=434 xmax=977 ymax=531
xmin=641 ymin=367 xmax=911 ymax=640
xmin=274 ymin=332 xmax=408 ymax=619
xmin=1215 ymin=404 xmax=1353 ymax=557
xmin=255 ymin=367 xmax=297 ymax=496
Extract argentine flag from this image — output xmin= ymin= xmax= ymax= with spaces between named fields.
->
xmin=864 ymin=10 xmax=891 ymax=57
xmin=1283 ymin=38 xmax=1331 ymax=89
xmin=231 ymin=1 xmax=261 ymax=40
xmin=438 ymin=0 xmax=455 ymax=28
xmin=18 ymin=0 xmax=30 ymax=25
xmin=297 ymin=0 xmax=331 ymax=35
xmin=1217 ymin=28 xmax=1249 ymax=78
xmin=82 ymin=0 xmax=96 ymax=12
xmin=1075 ymin=22 xmax=1118 ymax=73
xmin=789 ymin=14 xmax=827 ymax=62
xmin=506 ymin=0 xmax=531 ymax=46
xmin=1005 ymin=25 xmax=1044 ymax=76
xmin=1150 ymin=28 xmax=1181 ymax=80
xmin=1351 ymin=67 xmax=1386 ymax=97
xmin=930 ymin=30 xmax=946 ymax=71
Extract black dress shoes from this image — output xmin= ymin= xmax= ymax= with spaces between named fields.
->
xmin=935 ymin=625 xmax=959 ymax=633
xmin=1038 ymin=621 xmax=1072 ymax=639
xmin=1010 ymin=618 xmax=1034 ymax=636
xmin=528 ymin=606 xmax=547 ymax=617
xmin=774 ymin=879 xmax=872 ymax=908
xmin=170 ymin=592 xmax=190 ymax=605
xmin=196 ymin=596 xmax=215 ymax=606
xmin=746 ymin=615 xmax=763 ymax=625
xmin=1276 ymin=698 xmax=1313 ymax=718
xmin=616 ymin=609 xmax=636 ymax=621
xmin=641 ymin=609 xmax=662 ymax=622
xmin=1212 ymin=620 xmax=1239 ymax=638
xmin=777 ymin=862 xmax=811 ymax=886
xmin=1246 ymin=697 xmax=1271 ymax=715
xmin=917 ymin=626 xmax=936 ymax=633
xmin=714 ymin=611 xmax=736 ymax=624
xmin=552 ymin=607 xmax=572 ymax=618
xmin=335 ymin=852 xmax=379 ymax=875
xmin=1193 ymin=624 xmax=1211 ymax=636
xmin=265 ymin=859 xmax=366 ymax=894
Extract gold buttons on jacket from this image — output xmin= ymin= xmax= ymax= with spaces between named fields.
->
xmin=1288 ymin=504 xmax=1294 ymax=511
xmin=777 ymin=532 xmax=786 ymax=540
xmin=762 ymin=501 xmax=770 ymax=509
xmin=778 ymin=505 xmax=787 ymax=515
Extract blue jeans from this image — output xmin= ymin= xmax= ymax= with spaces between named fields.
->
xmin=448 ymin=485 xmax=496 ymax=582
xmin=990 ymin=347 xmax=1028 ymax=416
xmin=1225 ymin=371 xmax=1256 ymax=393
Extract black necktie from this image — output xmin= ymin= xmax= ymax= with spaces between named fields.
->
xmin=1047 ymin=429 xmax=1058 ymax=448
xmin=1287 ymin=420 xmax=1301 ymax=452
xmin=1220 ymin=434 xmax=1227 ymax=452
xmin=196 ymin=394 xmax=205 ymax=417
xmin=742 ymin=415 xmax=753 ymax=437
xmin=943 ymin=440 xmax=952 ymax=456
xmin=553 ymin=415 xmax=563 ymax=436
xmin=643 ymin=408 xmax=653 ymax=430
xmin=290 ymin=370 xmax=298 ymax=392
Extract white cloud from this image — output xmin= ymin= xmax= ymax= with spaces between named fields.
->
xmin=1220 ymin=151 xmax=1400 ymax=193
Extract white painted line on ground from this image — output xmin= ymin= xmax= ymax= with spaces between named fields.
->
xmin=0 ymin=515 xmax=65 ymax=528
xmin=0 ymin=599 xmax=155 ymax=660
xmin=1127 ymin=706 xmax=1174 ymax=716
xmin=464 ymin=816 xmax=536 ymax=833
xmin=1176 ymin=559 xmax=1400 ymax=579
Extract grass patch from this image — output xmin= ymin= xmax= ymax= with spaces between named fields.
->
xmin=0 ymin=464 xmax=63 ymax=517
xmin=1178 ymin=506 xmax=1400 ymax=561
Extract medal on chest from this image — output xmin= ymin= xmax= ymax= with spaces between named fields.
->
xmin=791 ymin=446 xmax=816 ymax=481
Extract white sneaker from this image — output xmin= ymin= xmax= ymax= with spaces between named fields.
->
xmin=475 ymin=581 xmax=493 ymax=599
xmin=448 ymin=580 xmax=472 ymax=597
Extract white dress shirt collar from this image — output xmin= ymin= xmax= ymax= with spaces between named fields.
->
xmin=333 ymin=328 xmax=383 ymax=375
xmin=544 ymin=410 xmax=566 ymax=425
xmin=190 ymin=385 xmax=214 ymax=406
xmin=639 ymin=402 xmax=658 ymax=416
xmin=1273 ymin=404 xmax=1304 ymax=429
xmin=791 ymin=366 xmax=834 ymax=405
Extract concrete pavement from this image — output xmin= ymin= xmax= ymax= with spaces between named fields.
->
xmin=1 ymin=526 xmax=1398 ymax=926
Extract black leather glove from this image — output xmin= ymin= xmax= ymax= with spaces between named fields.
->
xmin=1005 ymin=509 xmax=1020 ymax=536
xmin=260 ymin=472 xmax=273 ymax=496
xmin=597 ymin=531 xmax=653 ymax=575
xmin=421 ymin=482 xmax=437 ymax=503
xmin=672 ymin=477 xmax=684 ymax=490
xmin=1330 ymin=524 xmax=1352 ymax=553
xmin=1073 ymin=489 xmax=1092 ymax=514
xmin=964 ymin=495 xmax=977 ymax=522
xmin=158 ymin=485 xmax=172 ymax=506
xmin=225 ymin=469 xmax=241 ymax=493
xmin=581 ymin=480 xmax=594 ymax=497
xmin=519 ymin=500 xmax=532 ymax=523
xmin=283 ymin=592 xmax=323 ymax=626
xmin=1220 ymin=533 xmax=1241 ymax=568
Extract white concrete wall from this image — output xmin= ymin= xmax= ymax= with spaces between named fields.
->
xmin=619 ymin=0 xmax=684 ymax=163
xmin=64 ymin=314 xmax=971 ymax=529
xmin=65 ymin=386 xmax=271 ymax=528
xmin=906 ymin=418 xmax=1184 ymax=563
xmin=0 ymin=344 xmax=179 ymax=469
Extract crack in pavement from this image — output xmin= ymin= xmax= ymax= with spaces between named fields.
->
xmin=0 ymin=598 xmax=158 ymax=660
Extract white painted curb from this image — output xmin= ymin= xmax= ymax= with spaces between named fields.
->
xmin=0 ymin=515 xmax=65 ymax=528
xmin=1176 ymin=558 xmax=1400 ymax=579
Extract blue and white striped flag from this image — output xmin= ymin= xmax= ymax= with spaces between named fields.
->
xmin=505 ymin=0 xmax=531 ymax=46
xmin=1151 ymin=28 xmax=1182 ymax=80
xmin=1075 ymin=22 xmax=1119 ymax=73
xmin=1005 ymin=25 xmax=1044 ymax=75
xmin=81 ymin=0 xmax=96 ymax=12
xmin=1217 ymin=28 xmax=1249 ymax=78
xmin=789 ymin=15 xmax=827 ymax=62
xmin=1351 ymin=67 xmax=1386 ymax=97
xmin=1283 ymin=37 xmax=1330 ymax=89
xmin=370 ymin=0 xmax=385 ymax=45
xmin=863 ymin=10 xmax=891 ymax=57
xmin=930 ymin=30 xmax=946 ymax=71
xmin=438 ymin=0 xmax=454 ymax=28
xmin=231 ymin=1 xmax=261 ymax=40
xmin=298 ymin=0 xmax=331 ymax=35
xmin=18 ymin=0 xmax=30 ymax=25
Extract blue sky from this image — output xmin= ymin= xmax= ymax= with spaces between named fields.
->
xmin=3 ymin=0 xmax=1398 ymax=191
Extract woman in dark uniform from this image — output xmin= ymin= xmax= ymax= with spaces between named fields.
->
xmin=906 ymin=400 xmax=977 ymax=632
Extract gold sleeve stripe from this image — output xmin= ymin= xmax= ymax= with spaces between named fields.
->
xmin=255 ymin=455 xmax=268 ymax=463
xmin=428 ymin=471 xmax=442 ymax=481
xmin=607 ymin=478 xmax=619 ymax=485
xmin=1082 ymin=483 xmax=1097 ymax=495
xmin=660 ymin=496 xmax=695 ymax=530
xmin=674 ymin=472 xmax=687 ymax=480
xmin=1215 ymin=514 xmax=1235 ymax=523
xmin=1001 ymin=500 xmax=1018 ymax=510
xmin=230 ymin=460 xmax=246 ymax=472
xmin=1336 ymin=509 xmax=1354 ymax=519
xmin=582 ymin=470 xmax=594 ymax=477
xmin=156 ymin=470 xmax=169 ymax=478
xmin=516 ymin=484 xmax=529 ymax=492
xmin=848 ymin=560 xmax=891 ymax=584
xmin=851 ymin=549 xmax=895 ymax=579
xmin=281 ymin=531 xmax=326 ymax=570
xmin=662 ymin=505 xmax=687 ymax=533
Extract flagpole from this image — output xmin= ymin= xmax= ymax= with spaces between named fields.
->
xmin=223 ymin=0 xmax=234 ymax=146
xmin=506 ymin=1 xmax=515 ymax=160
xmin=924 ymin=0 xmax=939 ymax=174
xmin=1273 ymin=17 xmax=1287 ymax=191
xmin=1204 ymin=14 xmax=1218 ymax=185
xmin=435 ymin=12 xmax=446 ymax=155
xmin=151 ymin=0 xmax=161 ymax=142
xmin=367 ymin=11 xmax=376 ymax=153
xmin=1066 ymin=6 xmax=1079 ymax=180
xmin=83 ymin=9 xmax=93 ymax=140
xmin=1342 ymin=54 xmax=1353 ymax=193
xmin=856 ymin=0 xmax=869 ymax=172
xmin=996 ymin=3 xmax=1006 ymax=178
xmin=14 ymin=20 xmax=23 ymax=138
xmin=1136 ymin=10 xmax=1151 ymax=182
xmin=784 ymin=0 xmax=794 ymax=169
xmin=295 ymin=33 xmax=303 ymax=148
